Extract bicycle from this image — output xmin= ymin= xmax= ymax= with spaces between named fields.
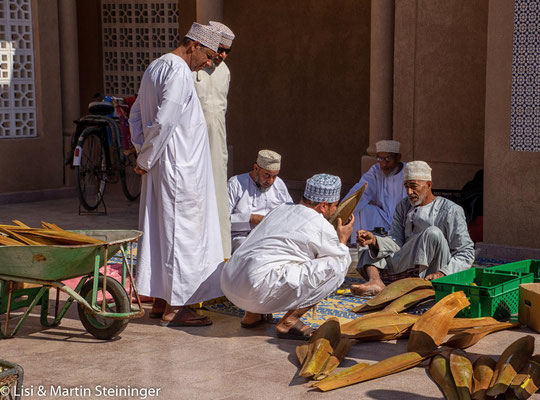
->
xmin=67 ymin=96 xmax=141 ymax=212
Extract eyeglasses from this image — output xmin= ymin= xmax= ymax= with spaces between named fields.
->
xmin=217 ymin=46 xmax=231 ymax=55
xmin=376 ymin=156 xmax=396 ymax=162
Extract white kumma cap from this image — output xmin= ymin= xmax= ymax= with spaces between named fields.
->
xmin=185 ymin=22 xmax=222 ymax=52
xmin=376 ymin=140 xmax=401 ymax=154
xmin=404 ymin=161 xmax=432 ymax=181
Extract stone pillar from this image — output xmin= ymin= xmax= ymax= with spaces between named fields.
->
xmin=58 ymin=0 xmax=80 ymax=185
xmin=196 ymin=0 xmax=223 ymax=24
xmin=361 ymin=0 xmax=395 ymax=173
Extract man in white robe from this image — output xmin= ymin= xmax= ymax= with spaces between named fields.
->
xmin=343 ymin=140 xmax=407 ymax=234
xmin=129 ymin=23 xmax=224 ymax=327
xmin=222 ymin=174 xmax=354 ymax=340
xmin=351 ymin=161 xmax=475 ymax=296
xmin=194 ymin=21 xmax=235 ymax=258
xmin=228 ymin=149 xmax=293 ymax=253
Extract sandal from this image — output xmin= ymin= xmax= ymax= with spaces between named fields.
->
xmin=276 ymin=320 xmax=315 ymax=341
xmin=160 ymin=308 xmax=212 ymax=327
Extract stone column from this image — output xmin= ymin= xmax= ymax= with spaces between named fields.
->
xmin=58 ymin=0 xmax=80 ymax=185
xmin=196 ymin=0 xmax=223 ymax=24
xmin=361 ymin=0 xmax=395 ymax=173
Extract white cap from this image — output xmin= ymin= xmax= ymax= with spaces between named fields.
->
xmin=185 ymin=22 xmax=221 ymax=52
xmin=256 ymin=150 xmax=281 ymax=170
xmin=376 ymin=140 xmax=401 ymax=154
xmin=404 ymin=161 xmax=432 ymax=181
xmin=209 ymin=21 xmax=235 ymax=47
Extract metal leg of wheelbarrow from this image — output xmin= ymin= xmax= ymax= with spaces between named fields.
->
xmin=40 ymin=277 xmax=90 ymax=328
xmin=0 ymin=286 xmax=48 ymax=339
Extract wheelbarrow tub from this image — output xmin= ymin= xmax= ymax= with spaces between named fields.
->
xmin=0 ymin=230 xmax=142 ymax=281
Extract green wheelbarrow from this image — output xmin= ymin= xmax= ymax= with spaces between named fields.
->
xmin=0 ymin=230 xmax=144 ymax=340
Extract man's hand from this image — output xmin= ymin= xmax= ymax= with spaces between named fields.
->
xmin=425 ymin=271 xmax=445 ymax=281
xmin=249 ymin=214 xmax=264 ymax=226
xmin=336 ymin=215 xmax=354 ymax=244
xmin=357 ymin=230 xmax=377 ymax=247
xmin=134 ymin=165 xmax=147 ymax=175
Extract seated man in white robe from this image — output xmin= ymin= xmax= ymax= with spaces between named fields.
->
xmin=343 ymin=140 xmax=407 ymax=234
xmin=351 ymin=161 xmax=475 ymax=296
xmin=221 ymin=174 xmax=354 ymax=340
xmin=228 ymin=149 xmax=293 ymax=253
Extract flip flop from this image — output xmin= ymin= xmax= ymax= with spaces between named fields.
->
xmin=160 ymin=308 xmax=212 ymax=327
xmin=276 ymin=321 xmax=315 ymax=341
xmin=240 ymin=313 xmax=272 ymax=329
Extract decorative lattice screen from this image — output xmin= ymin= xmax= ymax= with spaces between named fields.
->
xmin=510 ymin=0 xmax=540 ymax=151
xmin=0 ymin=0 xmax=36 ymax=138
xmin=101 ymin=0 xmax=179 ymax=97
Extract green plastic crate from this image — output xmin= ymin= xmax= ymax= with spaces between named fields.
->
xmin=486 ymin=259 xmax=540 ymax=283
xmin=432 ymin=267 xmax=534 ymax=320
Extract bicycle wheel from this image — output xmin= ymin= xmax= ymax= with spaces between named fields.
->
xmin=120 ymin=151 xmax=141 ymax=201
xmin=77 ymin=276 xmax=130 ymax=340
xmin=75 ymin=127 xmax=107 ymax=210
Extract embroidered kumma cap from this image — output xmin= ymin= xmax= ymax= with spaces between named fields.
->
xmin=209 ymin=21 xmax=235 ymax=47
xmin=376 ymin=140 xmax=401 ymax=154
xmin=185 ymin=22 xmax=222 ymax=52
xmin=256 ymin=150 xmax=281 ymax=170
xmin=403 ymin=161 xmax=432 ymax=181
xmin=304 ymin=174 xmax=342 ymax=203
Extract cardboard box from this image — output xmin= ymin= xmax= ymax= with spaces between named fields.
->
xmin=519 ymin=283 xmax=540 ymax=333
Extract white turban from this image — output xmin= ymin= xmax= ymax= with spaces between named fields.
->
xmin=404 ymin=161 xmax=432 ymax=181
xmin=257 ymin=150 xmax=281 ymax=170
xmin=185 ymin=23 xmax=221 ymax=52
xmin=209 ymin=21 xmax=235 ymax=47
xmin=376 ymin=140 xmax=401 ymax=154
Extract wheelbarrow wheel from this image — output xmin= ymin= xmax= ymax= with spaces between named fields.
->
xmin=77 ymin=276 xmax=130 ymax=340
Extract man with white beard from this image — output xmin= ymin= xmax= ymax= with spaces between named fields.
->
xmin=351 ymin=161 xmax=474 ymax=296
xmin=343 ymin=140 xmax=407 ymax=234
xmin=228 ymin=150 xmax=293 ymax=253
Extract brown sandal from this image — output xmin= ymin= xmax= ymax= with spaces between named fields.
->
xmin=276 ymin=321 xmax=315 ymax=341
xmin=160 ymin=308 xmax=212 ymax=327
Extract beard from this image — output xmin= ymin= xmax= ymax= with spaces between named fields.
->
xmin=408 ymin=192 xmax=426 ymax=206
xmin=254 ymin=176 xmax=271 ymax=192
xmin=383 ymin=166 xmax=399 ymax=177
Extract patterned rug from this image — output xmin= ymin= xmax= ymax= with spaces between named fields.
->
xmin=205 ymin=258 xmax=511 ymax=328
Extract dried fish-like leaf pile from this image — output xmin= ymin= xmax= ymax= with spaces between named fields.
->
xmin=0 ymin=221 xmax=104 ymax=246
xmin=296 ymin=287 xmax=533 ymax=397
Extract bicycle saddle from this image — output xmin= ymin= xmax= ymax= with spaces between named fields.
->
xmin=88 ymin=101 xmax=114 ymax=116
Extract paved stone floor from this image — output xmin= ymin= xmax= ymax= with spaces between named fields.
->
xmin=0 ymin=191 xmax=539 ymax=399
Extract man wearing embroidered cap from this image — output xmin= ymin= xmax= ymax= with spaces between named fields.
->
xmin=222 ymin=174 xmax=354 ymax=340
xmin=351 ymin=161 xmax=474 ymax=295
xmin=343 ymin=140 xmax=407 ymax=235
xmin=193 ymin=21 xmax=236 ymax=258
xmin=228 ymin=149 xmax=293 ymax=253
xmin=129 ymin=22 xmax=225 ymax=327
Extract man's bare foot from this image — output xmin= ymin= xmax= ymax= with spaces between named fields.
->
xmin=351 ymin=280 xmax=386 ymax=296
xmin=160 ymin=305 xmax=212 ymax=326
xmin=241 ymin=311 xmax=266 ymax=328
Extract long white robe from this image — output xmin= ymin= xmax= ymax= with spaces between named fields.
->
xmin=193 ymin=62 xmax=232 ymax=258
xmin=129 ymin=53 xmax=224 ymax=306
xmin=228 ymin=173 xmax=293 ymax=252
xmin=344 ymin=163 xmax=407 ymax=233
xmin=221 ymin=204 xmax=351 ymax=314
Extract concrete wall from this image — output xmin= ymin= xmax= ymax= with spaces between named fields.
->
xmin=222 ymin=0 xmax=371 ymax=185
xmin=76 ymin=0 xmax=102 ymax=116
xmin=393 ymin=0 xmax=489 ymax=190
xmin=483 ymin=0 xmax=540 ymax=248
xmin=0 ymin=0 xmax=64 ymax=193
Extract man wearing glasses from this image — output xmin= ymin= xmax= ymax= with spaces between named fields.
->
xmin=343 ymin=140 xmax=407 ymax=236
xmin=129 ymin=23 xmax=225 ymax=327
xmin=194 ymin=21 xmax=235 ymax=259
